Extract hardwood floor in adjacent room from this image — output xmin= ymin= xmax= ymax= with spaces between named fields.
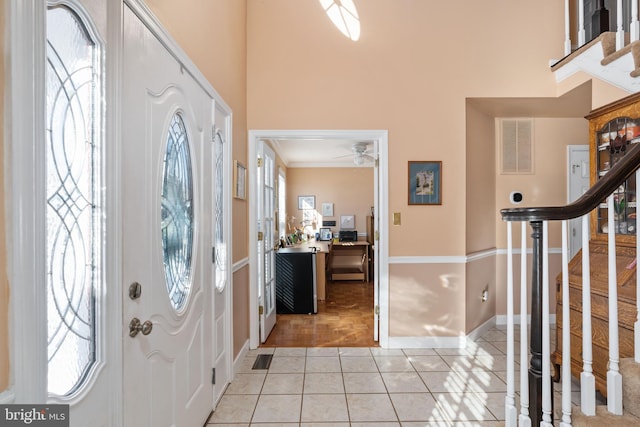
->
xmin=262 ymin=280 xmax=377 ymax=347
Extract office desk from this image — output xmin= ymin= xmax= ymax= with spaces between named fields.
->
xmin=329 ymin=241 xmax=370 ymax=282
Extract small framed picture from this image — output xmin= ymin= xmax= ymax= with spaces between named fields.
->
xmin=408 ymin=161 xmax=442 ymax=205
xmin=319 ymin=228 xmax=332 ymax=241
xmin=298 ymin=195 xmax=315 ymax=210
xmin=321 ymin=202 xmax=334 ymax=216
xmin=340 ymin=215 xmax=355 ymax=229
xmin=233 ymin=160 xmax=246 ymax=200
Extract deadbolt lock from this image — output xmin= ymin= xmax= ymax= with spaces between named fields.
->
xmin=129 ymin=282 xmax=142 ymax=300
xmin=129 ymin=317 xmax=153 ymax=337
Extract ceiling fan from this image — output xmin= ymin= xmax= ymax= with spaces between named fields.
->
xmin=336 ymin=142 xmax=374 ymax=165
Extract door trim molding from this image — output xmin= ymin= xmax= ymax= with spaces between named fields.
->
xmin=247 ymin=129 xmax=390 ymax=348
xmin=7 ymin=0 xmax=50 ymax=403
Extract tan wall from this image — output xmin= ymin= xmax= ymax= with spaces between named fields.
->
xmin=247 ymin=0 xmax=566 ymax=258
xmin=0 ymin=0 xmax=8 ymax=392
xmin=145 ymin=0 xmax=249 ymax=358
xmin=285 ymin=167 xmax=374 ymax=238
xmin=389 ymin=263 xmax=466 ymax=337
xmin=466 ymin=102 xmax=496 ymax=254
xmin=465 ymin=256 xmax=496 ymax=333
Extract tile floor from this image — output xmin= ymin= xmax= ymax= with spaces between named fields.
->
xmin=206 ymin=325 xmax=539 ymax=426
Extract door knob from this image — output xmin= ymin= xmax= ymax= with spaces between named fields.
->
xmin=129 ymin=317 xmax=153 ymax=337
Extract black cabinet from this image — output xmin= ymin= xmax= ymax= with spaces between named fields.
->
xmin=275 ymin=248 xmax=317 ymax=314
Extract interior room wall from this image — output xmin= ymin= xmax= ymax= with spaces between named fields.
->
xmin=0 ymin=0 xmax=9 ymax=392
xmin=285 ymin=167 xmax=374 ymax=240
xmin=245 ymin=0 xmax=589 ymax=340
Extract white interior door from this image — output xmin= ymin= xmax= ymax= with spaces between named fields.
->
xmin=122 ymin=6 xmax=214 ymax=426
xmin=258 ymin=141 xmax=277 ymax=342
xmin=568 ymin=145 xmax=590 ymax=258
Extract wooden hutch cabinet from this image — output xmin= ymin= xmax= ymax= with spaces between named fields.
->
xmin=551 ymin=93 xmax=639 ymax=396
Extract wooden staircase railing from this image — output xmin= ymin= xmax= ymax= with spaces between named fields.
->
xmin=500 ymin=141 xmax=640 ymax=426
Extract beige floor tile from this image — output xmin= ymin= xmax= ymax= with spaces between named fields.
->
xmin=409 ymin=355 xmax=451 ymax=371
xmin=274 ymin=347 xmax=307 ymax=357
xmin=304 ymin=372 xmax=345 ymax=394
xmin=268 ymin=355 xmax=306 ymax=373
xmin=307 ymin=347 xmax=339 ymax=357
xmin=389 ymin=392 xmax=445 ymax=421
xmin=223 ymin=372 xmax=266 ymax=395
xmin=306 ymin=355 xmax=341 ymax=372
xmin=346 ymin=393 xmax=398 ymax=422
xmin=340 ymin=356 xmax=378 ymax=372
xmin=375 ymin=355 xmax=415 ymax=372
xmin=301 ymin=393 xmax=349 ymax=422
xmin=420 ymin=371 xmax=472 ymax=393
xmin=338 ymin=347 xmax=372 ymax=356
xmin=403 ymin=348 xmax=438 ymax=356
xmin=252 ymin=394 xmax=302 ymax=423
xmin=343 ymin=372 xmax=387 ymax=393
xmin=455 ymin=370 xmax=508 ymax=393
xmin=434 ymin=392 xmax=497 ymax=421
xmin=381 ymin=371 xmax=429 ymax=393
xmin=262 ymin=373 xmax=304 ymax=394
xmin=207 ymin=394 xmax=258 ymax=424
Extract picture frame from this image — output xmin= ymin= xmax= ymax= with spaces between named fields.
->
xmin=340 ymin=214 xmax=355 ymax=229
xmin=298 ymin=195 xmax=315 ymax=210
xmin=408 ymin=161 xmax=442 ymax=205
xmin=233 ymin=160 xmax=246 ymax=200
xmin=321 ymin=202 xmax=334 ymax=217
xmin=319 ymin=228 xmax=332 ymax=241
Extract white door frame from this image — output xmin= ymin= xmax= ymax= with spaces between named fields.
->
xmin=247 ymin=130 xmax=390 ymax=349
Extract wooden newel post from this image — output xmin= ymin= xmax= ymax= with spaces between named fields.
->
xmin=529 ymin=220 xmax=545 ymax=426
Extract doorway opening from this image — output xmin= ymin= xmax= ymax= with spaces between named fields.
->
xmin=248 ymin=130 xmax=389 ymax=349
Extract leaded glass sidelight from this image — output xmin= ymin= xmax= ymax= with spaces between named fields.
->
xmin=161 ymin=113 xmax=194 ymax=311
xmin=214 ymin=130 xmax=227 ymax=292
xmin=46 ymin=5 xmax=101 ymax=397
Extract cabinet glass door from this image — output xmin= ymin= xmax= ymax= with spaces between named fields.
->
xmin=595 ymin=116 xmax=639 ymax=235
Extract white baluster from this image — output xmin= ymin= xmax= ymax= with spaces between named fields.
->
xmin=581 ymin=214 xmax=596 ymax=415
xmin=541 ymin=221 xmax=553 ymax=427
xmin=505 ymin=222 xmax=517 ymax=427
xmin=564 ymin=0 xmax=572 ymax=55
xmin=636 ymin=170 xmax=640 ymax=363
xmin=519 ymin=221 xmax=531 ymax=427
xmin=578 ymin=0 xmax=586 ymax=46
xmin=616 ymin=0 xmax=625 ymax=50
xmin=607 ymin=193 xmax=623 ymax=414
xmin=631 ymin=0 xmax=640 ymax=42
xmin=560 ymin=220 xmax=572 ymax=427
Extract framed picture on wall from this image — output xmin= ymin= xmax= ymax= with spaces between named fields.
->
xmin=233 ymin=160 xmax=246 ymax=200
xmin=298 ymin=195 xmax=315 ymax=210
xmin=321 ymin=202 xmax=334 ymax=217
xmin=408 ymin=161 xmax=442 ymax=205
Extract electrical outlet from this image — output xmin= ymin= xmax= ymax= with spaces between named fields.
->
xmin=393 ymin=212 xmax=401 ymax=226
xmin=481 ymin=287 xmax=489 ymax=302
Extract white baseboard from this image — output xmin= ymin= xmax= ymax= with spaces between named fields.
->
xmin=495 ymin=314 xmax=556 ymax=325
xmin=0 ymin=389 xmax=15 ymax=404
xmin=385 ymin=314 xmax=557 ymax=349
xmin=232 ymin=339 xmax=250 ymax=378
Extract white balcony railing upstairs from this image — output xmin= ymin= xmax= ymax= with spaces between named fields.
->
xmin=557 ymin=0 xmax=640 ymax=91
xmin=500 ymin=141 xmax=640 ymax=426
xmin=563 ymin=0 xmax=640 ymax=54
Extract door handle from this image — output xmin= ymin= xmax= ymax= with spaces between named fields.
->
xmin=129 ymin=317 xmax=153 ymax=337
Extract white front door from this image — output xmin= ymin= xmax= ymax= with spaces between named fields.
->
xmin=122 ymin=6 xmax=214 ymax=426
xmin=568 ymin=145 xmax=590 ymax=257
xmin=258 ymin=142 xmax=277 ymax=342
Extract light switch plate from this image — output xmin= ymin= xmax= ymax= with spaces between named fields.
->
xmin=393 ymin=212 xmax=401 ymax=226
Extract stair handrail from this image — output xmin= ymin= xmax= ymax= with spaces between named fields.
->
xmin=501 ymin=140 xmax=640 ymax=222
